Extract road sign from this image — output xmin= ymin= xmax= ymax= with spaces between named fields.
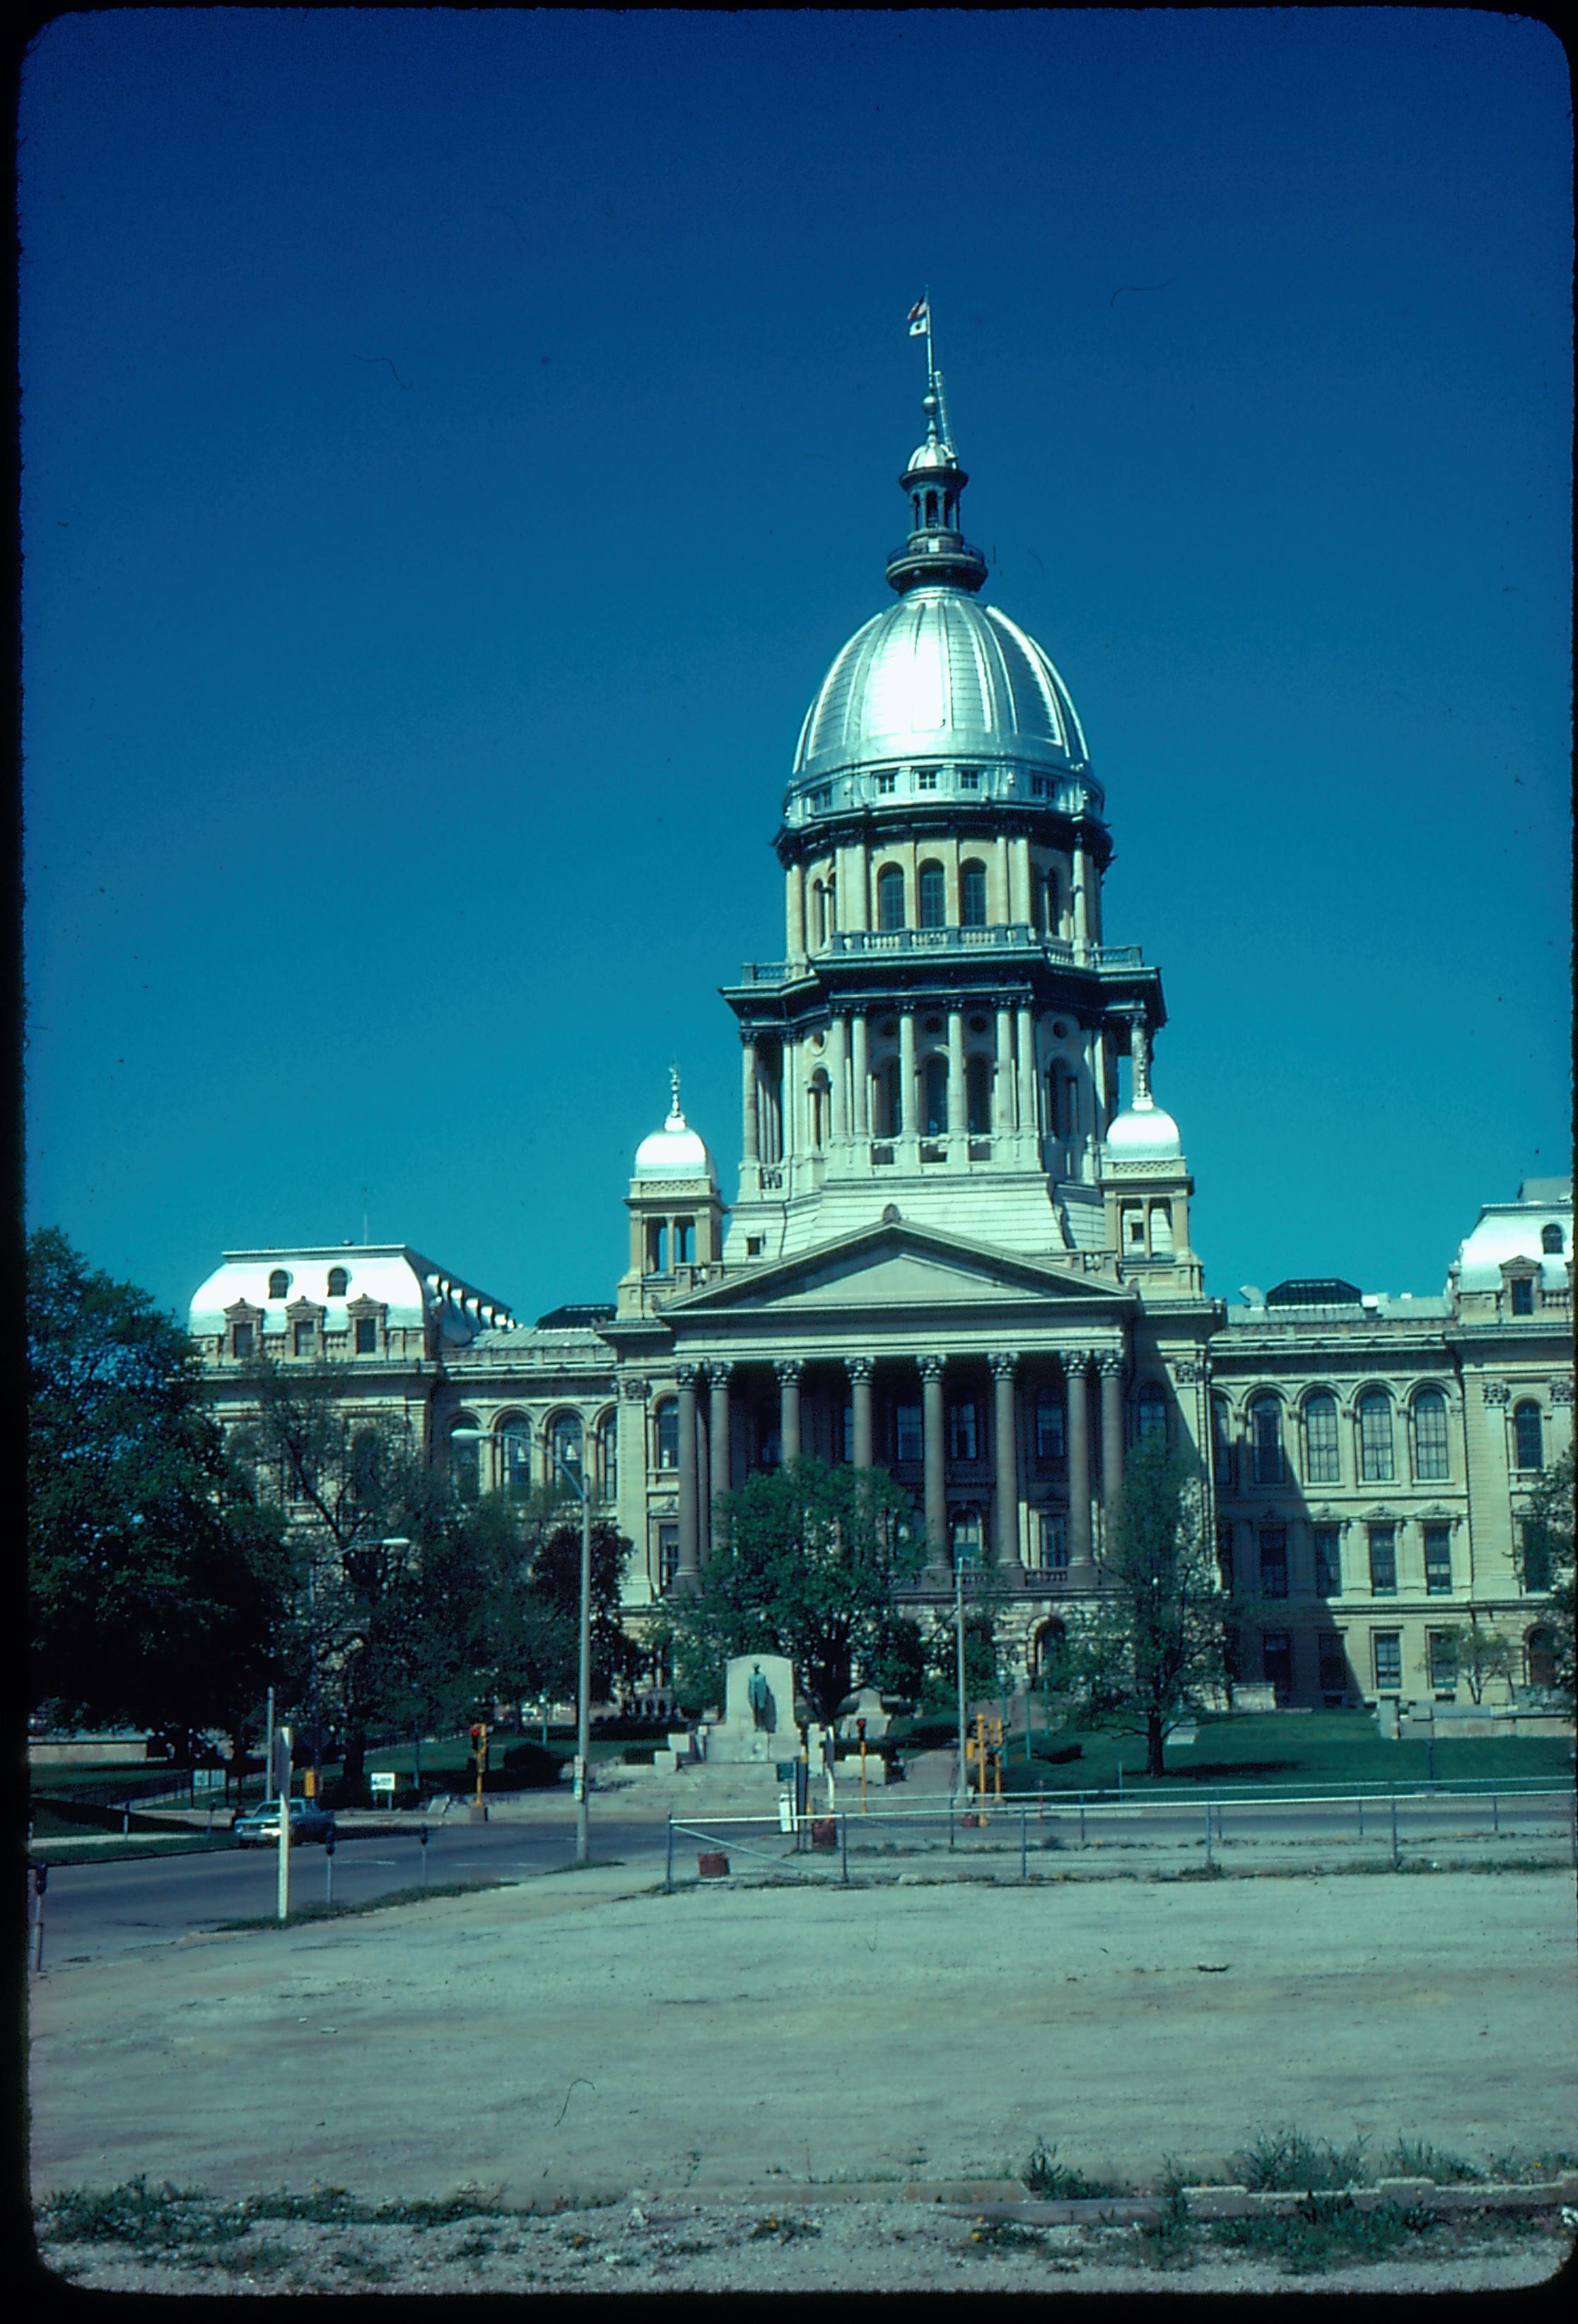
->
xmin=370 ymin=1771 xmax=397 ymax=1795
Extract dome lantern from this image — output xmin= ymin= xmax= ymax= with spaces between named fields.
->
xmin=884 ymin=366 xmax=988 ymax=597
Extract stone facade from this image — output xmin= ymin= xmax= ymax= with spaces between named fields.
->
xmin=189 ymin=370 xmax=1572 ymax=1715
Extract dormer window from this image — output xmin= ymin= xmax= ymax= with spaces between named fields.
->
xmin=293 ymin=1321 xmax=315 ymax=1355
xmin=268 ymin=1269 xmax=290 ymax=1300
xmin=1511 ymin=1277 xmax=1534 ymax=1315
xmin=355 ymin=1318 xmax=378 ymax=1354
xmin=327 ymin=1266 xmax=349 ymax=1297
xmin=1541 ymin=1223 xmax=1563 ymax=1253
xmin=232 ymin=1321 xmax=254 ymax=1360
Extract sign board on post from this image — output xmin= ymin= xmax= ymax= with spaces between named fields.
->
xmin=270 ymin=1727 xmax=293 ymax=1800
xmin=370 ymin=1772 xmax=397 ymax=1797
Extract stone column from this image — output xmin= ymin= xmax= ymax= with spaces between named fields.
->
xmin=899 ymin=1007 xmax=917 ymax=1141
xmin=849 ymin=1356 xmax=875 ymax=1469
xmin=740 ymin=1037 xmax=759 ymax=1163
xmin=1010 ymin=832 xmax=1031 ymax=925
xmin=995 ymin=1003 xmax=1015 ymax=1133
xmin=946 ymin=1007 xmax=966 ymax=1137
xmin=1016 ymin=1004 xmax=1037 ymax=1140
xmin=990 ymin=1353 xmax=1022 ymax=1569
xmin=851 ymin=1011 xmax=870 ymax=1137
xmin=1065 ymin=1351 xmax=1094 ymax=1581
xmin=1097 ymin=1352 xmax=1126 ymax=1537
xmin=829 ymin=1014 xmax=849 ymax=1140
xmin=777 ymin=1358 xmax=803 ymax=1465
xmin=676 ymin=1367 xmax=701 ymax=1585
xmin=1072 ymin=830 xmax=1090 ymax=956
xmin=920 ymin=1355 xmax=948 ymax=1570
xmin=708 ymin=1363 xmax=732 ymax=1519
xmin=781 ymin=1038 xmax=798 ymax=1157
xmin=785 ymin=861 xmax=806 ymax=959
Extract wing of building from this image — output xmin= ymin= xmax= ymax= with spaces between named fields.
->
xmin=190 ymin=370 xmax=1573 ymax=1715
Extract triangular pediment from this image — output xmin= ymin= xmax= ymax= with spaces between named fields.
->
xmin=665 ymin=1220 xmax=1132 ymax=1321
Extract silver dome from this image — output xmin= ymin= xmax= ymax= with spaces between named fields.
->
xmin=791 ymin=586 xmax=1090 ymax=792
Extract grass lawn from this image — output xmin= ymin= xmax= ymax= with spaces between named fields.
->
xmin=978 ymin=1711 xmax=1575 ymax=1795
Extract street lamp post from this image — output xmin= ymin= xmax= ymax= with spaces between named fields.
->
xmin=954 ymin=1545 xmax=976 ymax=1811
xmin=551 ymin=1440 xmax=594 ymax=1866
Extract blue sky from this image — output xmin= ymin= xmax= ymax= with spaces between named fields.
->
xmin=21 ymin=8 xmax=1571 ymax=1325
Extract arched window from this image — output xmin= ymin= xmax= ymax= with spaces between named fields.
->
xmin=1136 ymin=1383 xmax=1167 ymax=1443
xmin=1357 ymin=1390 xmax=1394 ymax=1482
xmin=918 ymin=861 xmax=946 ymax=929
xmin=960 ymin=860 xmax=988 ymax=927
xmin=809 ymin=1074 xmax=829 ymax=1150
xmin=327 ymin=1267 xmax=349 ymax=1298
xmin=268 ymin=1269 xmax=290 ymax=1300
xmin=922 ymin=1055 xmax=948 ymax=1136
xmin=925 ymin=490 xmax=938 ymax=526
xmin=1212 ymin=1394 xmax=1233 ymax=1486
xmin=966 ymin=1054 xmax=991 ymax=1134
xmin=645 ymin=1221 xmax=669 ymax=1273
xmin=1035 ymin=870 xmax=1058 ymax=935
xmin=673 ymin=1218 xmax=694 ymax=1264
xmin=1541 ymin=1223 xmax=1564 ymax=1253
xmin=1148 ymin=1203 xmax=1175 ymax=1257
xmin=498 ymin=1416 xmax=532 ymax=1497
xmin=596 ymin=1415 xmax=618 ymax=1501
xmin=448 ymin=1417 xmax=481 ymax=1503
xmin=1250 ymin=1394 xmax=1282 ymax=1485
xmin=654 ymin=1399 xmax=679 ymax=1470
xmin=877 ymin=865 xmax=906 ymax=931
xmin=1512 ymin=1400 xmax=1543 ymax=1472
xmin=549 ymin=1412 xmax=583 ymax=1482
xmin=811 ymin=879 xmax=826 ymax=944
xmin=1413 ymin=1388 xmax=1450 ymax=1481
xmin=1304 ymin=1392 xmax=1340 ymax=1484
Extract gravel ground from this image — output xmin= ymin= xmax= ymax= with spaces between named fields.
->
xmin=34 ymin=2193 xmax=1571 ymax=2295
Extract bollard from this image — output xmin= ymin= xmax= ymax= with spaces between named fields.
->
xmin=1038 ymin=1780 xmax=1044 ymax=1824
xmin=1357 ymin=1795 xmax=1364 ymax=1841
xmin=1390 ymin=1794 xmax=1400 ymax=1870
xmin=1020 ymin=1808 xmax=1027 ymax=1882
xmin=32 ymin=1862 xmax=47 ymax=1973
xmin=325 ymin=1836 xmax=335 ymax=1909
xmin=1492 ymin=1793 xmax=1500 ymax=1837
xmin=841 ymin=1814 xmax=848 ymax=1885
xmin=419 ymin=1824 xmax=429 ymax=1891
xmin=665 ymin=1817 xmax=674 ymax=1894
xmin=1080 ymin=1798 xmax=1087 ymax=1850
xmin=948 ymin=1802 xmax=954 ymax=1853
xmin=121 ymin=1803 xmax=130 ymax=1836
xmin=1205 ymin=1802 xmax=1213 ymax=1868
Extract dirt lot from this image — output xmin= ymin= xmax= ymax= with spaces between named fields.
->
xmin=29 ymin=1862 xmax=1578 ymax=2291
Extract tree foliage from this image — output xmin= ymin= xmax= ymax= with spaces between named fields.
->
xmin=1060 ymin=1433 xmax=1226 ymax=1776
xmin=658 ymin=1459 xmax=923 ymax=1723
xmin=1427 ymin=1620 xmax=1519 ymax=1706
xmin=27 ymin=1228 xmax=291 ymax=1747
xmin=1516 ymin=1445 xmax=1574 ymax=1708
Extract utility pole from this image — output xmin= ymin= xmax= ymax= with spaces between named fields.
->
xmin=954 ymin=1547 xmax=974 ymax=1809
xmin=551 ymin=1436 xmax=595 ymax=1866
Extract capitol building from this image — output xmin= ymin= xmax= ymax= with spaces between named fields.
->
xmin=192 ymin=368 xmax=1572 ymax=1715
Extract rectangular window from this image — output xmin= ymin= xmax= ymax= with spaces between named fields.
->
xmin=1519 ymin=1518 xmax=1552 ymax=1593
xmin=1251 ymin=1402 xmax=1283 ymax=1486
xmin=1031 ymin=775 xmax=1049 ymax=798
xmin=746 ymin=1234 xmax=765 ymax=1257
xmin=1317 ymin=1631 xmax=1348 ymax=1701
xmin=1510 ymin=1277 xmax=1534 ymax=1315
xmin=1304 ymin=1399 xmax=1341 ymax=1484
xmin=876 ymin=772 xmax=896 ymax=794
xmin=293 ymin=1321 xmax=315 ymax=1355
xmin=1423 ymin=1523 xmax=1453 ymax=1595
xmin=917 ymin=769 xmax=938 ymax=791
xmin=1034 ymin=1394 xmax=1065 ymax=1462
xmin=947 ymin=1400 xmax=978 ymax=1462
xmin=1427 ymin=1630 xmax=1457 ymax=1694
xmin=231 ymin=1321 xmax=254 ymax=1359
xmin=894 ymin=1402 xmax=923 ymax=1464
xmin=1373 ymin=1630 xmax=1402 ymax=1692
xmin=354 ymin=1317 xmax=377 ymax=1354
xmin=659 ymin=1525 xmax=679 ymax=1592
xmin=1312 ymin=1525 xmax=1342 ymax=1597
xmin=1261 ymin=1631 xmax=1293 ymax=1702
xmin=959 ymin=768 xmax=980 ymax=790
xmin=1216 ymin=1525 xmax=1236 ymax=1589
xmin=1368 ymin=1524 xmax=1397 ymax=1595
xmin=1258 ymin=1525 xmax=1288 ymax=1598
xmin=1040 ymin=1513 xmax=1068 ymax=1570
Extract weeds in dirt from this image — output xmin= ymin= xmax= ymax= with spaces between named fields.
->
xmin=214 ymin=1880 xmax=504 ymax=1931
xmin=1022 ymin=2140 xmax=1118 ymax=2200
xmin=1232 ymin=2127 xmax=1371 ymax=2191
xmin=1485 ymin=2147 xmax=1578 ymax=2184
xmin=1135 ymin=2161 xmax=1197 ymax=2272
xmin=1212 ymin=2193 xmax=1439 ymax=2275
xmin=747 ymin=2214 xmax=822 ymax=2243
xmin=1386 ymin=2139 xmax=1483 ymax=2184
xmin=966 ymin=2217 xmax=1048 ymax=2254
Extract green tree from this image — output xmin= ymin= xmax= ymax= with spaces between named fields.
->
xmin=1515 ymin=1446 xmax=1574 ymax=1708
xmin=1061 ymin=1433 xmax=1226 ymax=1777
xmin=660 ymin=1459 xmax=923 ymax=1723
xmin=27 ymin=1228 xmax=292 ymax=1756
xmin=1427 ymin=1619 xmax=1519 ymax=1706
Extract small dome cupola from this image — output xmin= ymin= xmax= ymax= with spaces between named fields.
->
xmin=884 ymin=364 xmax=988 ymax=597
xmin=632 ymin=1067 xmax=717 ymax=1185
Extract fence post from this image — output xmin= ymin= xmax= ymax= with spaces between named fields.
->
xmin=948 ymin=1801 xmax=954 ymax=1853
xmin=841 ymin=1813 xmax=848 ymax=1886
xmin=1390 ymin=1793 xmax=1400 ymax=1870
xmin=1357 ymin=1795 xmax=1364 ymax=1841
xmin=419 ymin=1824 xmax=429 ymax=1891
xmin=325 ymin=1838 xmax=334 ymax=1909
xmin=1492 ymin=1793 xmax=1500 ymax=1838
xmin=1020 ymin=1808 xmax=1027 ymax=1882
xmin=1038 ymin=1781 xmax=1044 ymax=1824
xmin=1080 ymin=1797 xmax=1087 ymax=1850
xmin=665 ymin=1817 xmax=674 ymax=1894
xmin=1205 ymin=1802 xmax=1213 ymax=1869
xmin=1570 ymin=1791 xmax=1577 ymax=1871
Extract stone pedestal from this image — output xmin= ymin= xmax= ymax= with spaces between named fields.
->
xmin=705 ymin=1653 xmax=797 ymax=1764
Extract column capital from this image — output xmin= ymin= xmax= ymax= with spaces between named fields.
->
xmin=773 ymin=1358 xmax=804 ymax=1386
xmin=988 ymin=1351 xmax=1018 ymax=1381
xmin=1480 ymin=1380 xmax=1510 ymax=1406
xmin=621 ymin=1377 xmax=651 ymax=1401
xmin=846 ymin=1355 xmax=875 ymax=1384
xmin=706 ymin=1360 xmax=734 ymax=1387
xmin=917 ymin=1354 xmax=946 ymax=1383
xmin=1094 ymin=1351 xmax=1126 ymax=1380
xmin=676 ymin=1364 xmax=703 ymax=1392
xmin=1060 ymin=1346 xmax=1094 ymax=1374
xmin=1174 ymin=1358 xmax=1208 ymax=1385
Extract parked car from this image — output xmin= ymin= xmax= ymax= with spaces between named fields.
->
xmin=233 ymin=1797 xmax=337 ymax=1848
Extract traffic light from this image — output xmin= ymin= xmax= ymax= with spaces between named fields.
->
xmin=33 ymin=1862 xmax=47 ymax=1898
xmin=856 ymin=1718 xmax=867 ymax=1742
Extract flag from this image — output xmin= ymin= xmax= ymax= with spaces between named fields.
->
xmin=907 ymin=298 xmax=930 ymax=337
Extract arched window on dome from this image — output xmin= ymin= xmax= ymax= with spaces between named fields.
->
xmin=966 ymin=1055 xmax=991 ymax=1135
xmin=1542 ymin=1223 xmax=1564 ymax=1253
xmin=811 ymin=879 xmax=826 ymax=946
xmin=925 ymin=489 xmax=938 ymax=526
xmin=943 ymin=493 xmax=957 ymax=528
xmin=268 ymin=1269 xmax=290 ymax=1300
xmin=809 ymin=1072 xmax=829 ymax=1151
xmin=877 ymin=866 xmax=906 ymax=932
xmin=918 ymin=862 xmax=946 ymax=929
xmin=327 ymin=1267 xmax=349 ymax=1298
xmin=922 ymin=1055 xmax=948 ymax=1137
xmin=645 ymin=1221 xmax=669 ymax=1273
xmin=1036 ymin=870 xmax=1060 ymax=936
xmin=960 ymin=859 xmax=988 ymax=927
xmin=673 ymin=1219 xmax=694 ymax=1264
xmin=873 ymin=1057 xmax=903 ymax=1138
xmin=1044 ymin=1067 xmax=1061 ymax=1140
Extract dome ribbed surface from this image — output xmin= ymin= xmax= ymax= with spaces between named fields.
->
xmin=793 ymin=587 xmax=1087 ymax=787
